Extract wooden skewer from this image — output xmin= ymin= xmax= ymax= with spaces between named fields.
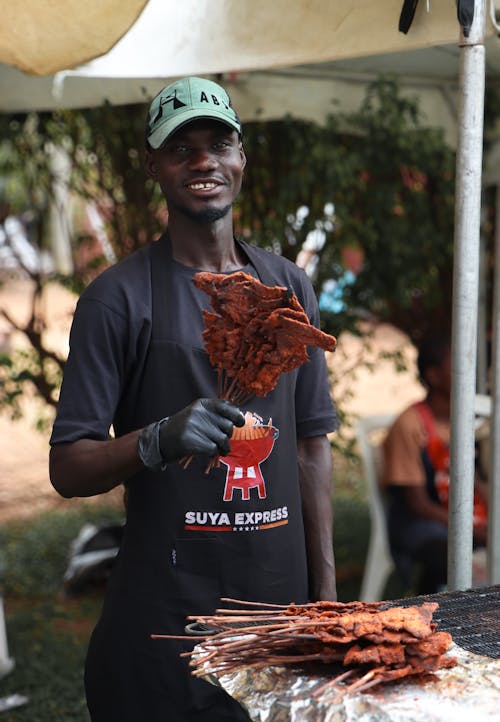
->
xmin=219 ymin=597 xmax=292 ymax=608
xmin=312 ymin=669 xmax=355 ymax=698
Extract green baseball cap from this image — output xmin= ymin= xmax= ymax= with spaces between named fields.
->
xmin=146 ymin=76 xmax=241 ymax=150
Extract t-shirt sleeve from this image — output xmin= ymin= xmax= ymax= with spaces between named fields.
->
xmin=50 ymin=296 xmax=130 ymax=444
xmin=294 ymin=271 xmax=337 ymax=438
xmin=383 ymin=406 xmax=427 ymax=487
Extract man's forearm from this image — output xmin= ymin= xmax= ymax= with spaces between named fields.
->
xmin=297 ymin=435 xmax=337 ymax=601
xmin=49 ymin=431 xmax=144 ymax=498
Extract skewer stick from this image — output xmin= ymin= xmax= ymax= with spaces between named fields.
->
xmin=180 ymin=455 xmax=193 ymax=469
xmin=312 ymin=669 xmax=355 ymax=698
xmin=219 ymin=598 xmax=292 ymax=608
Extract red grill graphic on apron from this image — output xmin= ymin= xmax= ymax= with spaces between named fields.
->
xmin=220 ymin=412 xmax=279 ymax=501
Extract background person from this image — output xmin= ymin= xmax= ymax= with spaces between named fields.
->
xmin=382 ymin=334 xmax=487 ymax=594
xmin=49 ymin=76 xmax=337 ymax=722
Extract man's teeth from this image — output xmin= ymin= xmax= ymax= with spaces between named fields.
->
xmin=189 ymin=182 xmax=217 ymax=190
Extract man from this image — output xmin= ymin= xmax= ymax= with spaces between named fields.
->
xmin=49 ymin=76 xmax=337 ymax=722
xmin=382 ymin=335 xmax=487 ymax=594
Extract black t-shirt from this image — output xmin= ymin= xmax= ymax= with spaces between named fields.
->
xmin=51 ymin=241 xmax=336 ymax=445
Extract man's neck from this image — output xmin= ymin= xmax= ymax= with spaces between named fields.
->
xmin=167 ymin=215 xmax=246 ymax=272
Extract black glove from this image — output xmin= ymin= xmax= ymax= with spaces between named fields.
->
xmin=159 ymin=398 xmax=245 ymax=463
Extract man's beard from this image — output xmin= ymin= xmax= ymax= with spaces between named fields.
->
xmin=180 ymin=203 xmax=232 ymax=224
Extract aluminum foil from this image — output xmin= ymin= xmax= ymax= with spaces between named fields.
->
xmin=202 ymin=643 xmax=500 ymax=722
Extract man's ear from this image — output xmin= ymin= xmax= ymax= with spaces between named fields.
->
xmin=145 ymin=150 xmax=157 ymax=179
xmin=240 ymin=146 xmax=247 ymax=170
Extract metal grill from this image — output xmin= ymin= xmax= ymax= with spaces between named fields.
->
xmin=390 ymin=585 xmax=500 ymax=659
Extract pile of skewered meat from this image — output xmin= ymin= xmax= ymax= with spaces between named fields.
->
xmin=153 ymin=598 xmax=457 ymax=700
xmin=193 ymin=271 xmax=337 ymax=405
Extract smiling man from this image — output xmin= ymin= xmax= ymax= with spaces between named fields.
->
xmin=49 ymin=77 xmax=337 ymax=722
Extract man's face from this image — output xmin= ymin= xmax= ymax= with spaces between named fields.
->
xmin=146 ymin=120 xmax=246 ymax=224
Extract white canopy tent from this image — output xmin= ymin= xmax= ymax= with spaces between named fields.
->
xmin=0 ymin=0 xmax=498 ymax=590
xmin=0 ymin=0 xmax=496 ymax=138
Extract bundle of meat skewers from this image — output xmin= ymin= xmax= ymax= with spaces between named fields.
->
xmin=181 ymin=270 xmax=337 ymax=471
xmin=193 ymin=270 xmax=337 ymax=405
xmin=153 ymin=598 xmax=456 ymax=701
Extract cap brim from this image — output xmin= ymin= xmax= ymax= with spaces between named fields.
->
xmin=148 ymin=108 xmax=241 ymax=149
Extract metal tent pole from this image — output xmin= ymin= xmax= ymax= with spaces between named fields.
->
xmin=448 ymin=0 xmax=487 ymax=591
xmin=477 ymin=219 xmax=488 ymax=394
xmin=488 ymin=183 xmax=500 ymax=583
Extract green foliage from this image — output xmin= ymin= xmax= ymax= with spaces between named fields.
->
xmin=0 ymin=348 xmax=62 ymax=428
xmin=0 ymin=115 xmax=55 ymax=250
xmin=237 ymin=79 xmax=456 ymax=342
xmin=57 ymin=103 xmax=165 ymax=263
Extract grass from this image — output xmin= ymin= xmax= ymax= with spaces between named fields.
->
xmin=0 ymin=458 xmax=385 ymax=721
xmin=0 ymin=504 xmax=123 ymax=721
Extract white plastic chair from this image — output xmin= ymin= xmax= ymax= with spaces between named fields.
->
xmin=474 ymin=393 xmax=492 ymax=419
xmin=357 ymin=394 xmax=493 ymax=602
xmin=0 ymin=595 xmax=14 ymax=679
xmin=356 ymin=414 xmax=396 ymax=602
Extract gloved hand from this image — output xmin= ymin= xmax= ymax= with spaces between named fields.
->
xmin=159 ymin=398 xmax=245 ymax=463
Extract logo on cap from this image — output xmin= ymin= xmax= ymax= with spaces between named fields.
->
xmin=152 ymin=90 xmax=187 ymax=124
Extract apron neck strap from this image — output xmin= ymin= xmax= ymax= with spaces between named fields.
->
xmin=234 ymin=238 xmax=278 ymax=287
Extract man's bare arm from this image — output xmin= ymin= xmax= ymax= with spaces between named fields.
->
xmin=403 ymin=485 xmax=449 ymax=524
xmin=297 ymin=435 xmax=337 ymax=601
xmin=49 ymin=432 xmax=144 ymax=499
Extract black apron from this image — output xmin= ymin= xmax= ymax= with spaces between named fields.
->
xmin=85 ymin=236 xmax=309 ymax=721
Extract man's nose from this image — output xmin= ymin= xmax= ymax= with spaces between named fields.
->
xmin=188 ymin=147 xmax=218 ymax=170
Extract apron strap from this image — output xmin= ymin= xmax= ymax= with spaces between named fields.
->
xmin=235 ymin=238 xmax=280 ymax=287
xmin=150 ymin=233 xmax=174 ymax=339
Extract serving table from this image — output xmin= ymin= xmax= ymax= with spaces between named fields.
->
xmin=200 ymin=586 xmax=500 ymax=722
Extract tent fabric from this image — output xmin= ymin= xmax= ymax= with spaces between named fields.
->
xmin=0 ymin=0 xmax=148 ymax=76
xmin=61 ymin=0 xmax=470 ymax=81
xmin=0 ymin=0 xmax=495 ymax=139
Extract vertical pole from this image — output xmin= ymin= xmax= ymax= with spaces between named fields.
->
xmin=448 ymin=0 xmax=486 ymax=591
xmin=48 ymin=143 xmax=74 ymax=275
xmin=477 ymin=215 xmax=488 ymax=394
xmin=488 ymin=184 xmax=500 ymax=583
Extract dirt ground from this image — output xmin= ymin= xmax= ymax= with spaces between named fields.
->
xmin=0 ymin=278 xmax=423 ymax=524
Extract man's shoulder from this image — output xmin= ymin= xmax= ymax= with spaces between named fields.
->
xmin=388 ymin=402 xmax=427 ymax=443
xmin=79 ymin=245 xmax=152 ymax=308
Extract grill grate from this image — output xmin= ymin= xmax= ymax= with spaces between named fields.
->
xmin=390 ymin=585 xmax=500 ymax=659
xmin=185 ymin=586 xmax=500 ymax=659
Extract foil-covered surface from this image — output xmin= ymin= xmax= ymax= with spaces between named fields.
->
xmin=202 ymin=643 xmax=500 ymax=722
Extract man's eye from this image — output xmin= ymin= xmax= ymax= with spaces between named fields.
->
xmin=213 ymin=141 xmax=231 ymax=151
xmin=167 ymin=144 xmax=189 ymax=154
